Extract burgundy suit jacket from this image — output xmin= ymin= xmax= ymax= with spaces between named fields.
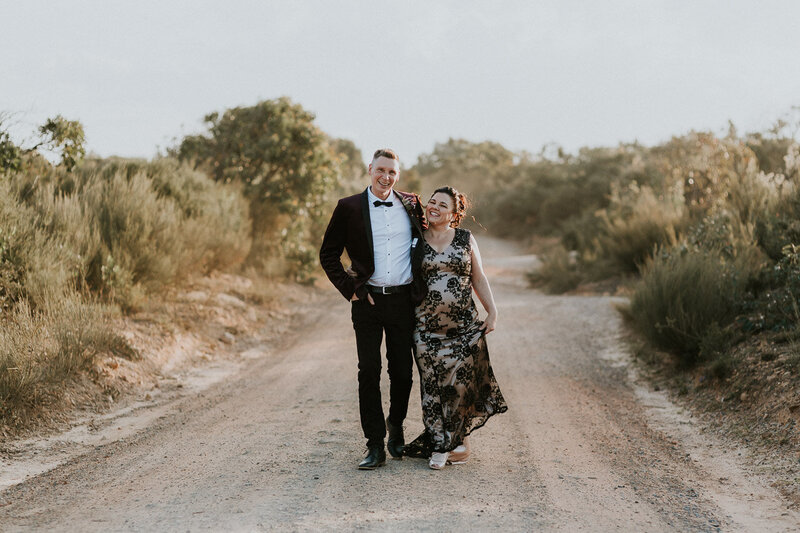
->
xmin=319 ymin=188 xmax=427 ymax=305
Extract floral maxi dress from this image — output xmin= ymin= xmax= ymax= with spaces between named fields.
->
xmin=404 ymin=228 xmax=508 ymax=457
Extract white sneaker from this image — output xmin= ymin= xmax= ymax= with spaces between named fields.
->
xmin=429 ymin=452 xmax=448 ymax=470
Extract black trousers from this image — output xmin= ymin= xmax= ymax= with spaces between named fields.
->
xmin=351 ymin=292 xmax=414 ymax=448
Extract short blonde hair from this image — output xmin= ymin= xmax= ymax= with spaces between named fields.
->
xmin=372 ymin=148 xmax=399 ymax=162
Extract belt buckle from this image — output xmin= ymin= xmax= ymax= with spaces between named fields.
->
xmin=381 ymin=286 xmax=390 ymax=295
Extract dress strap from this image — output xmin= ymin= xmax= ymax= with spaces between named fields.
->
xmin=454 ymin=227 xmax=471 ymax=250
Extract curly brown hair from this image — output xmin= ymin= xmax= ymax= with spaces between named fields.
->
xmin=432 ymin=186 xmax=470 ymax=228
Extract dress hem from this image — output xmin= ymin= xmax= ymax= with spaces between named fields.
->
xmin=404 ymin=404 xmax=509 ymax=457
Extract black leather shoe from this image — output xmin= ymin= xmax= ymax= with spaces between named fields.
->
xmin=386 ymin=417 xmax=405 ymax=459
xmin=358 ymin=446 xmax=386 ymax=470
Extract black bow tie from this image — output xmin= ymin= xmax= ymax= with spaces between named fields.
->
xmin=373 ymin=200 xmax=393 ymax=207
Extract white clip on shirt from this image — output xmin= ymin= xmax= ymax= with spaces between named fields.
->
xmin=367 ymin=187 xmax=413 ymax=288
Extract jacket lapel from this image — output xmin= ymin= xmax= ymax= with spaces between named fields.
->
xmin=364 ymin=189 xmax=421 ymax=260
xmin=361 ymin=188 xmax=374 ymax=257
xmin=396 ymin=191 xmax=424 ymax=236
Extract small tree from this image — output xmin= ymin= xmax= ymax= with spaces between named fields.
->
xmin=37 ymin=116 xmax=86 ymax=171
xmin=175 ymin=97 xmax=339 ymax=277
xmin=0 ymin=130 xmax=21 ymax=174
xmin=0 ymin=114 xmax=85 ymax=174
xmin=328 ymin=137 xmax=367 ymax=196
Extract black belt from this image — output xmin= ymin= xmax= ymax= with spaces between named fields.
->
xmin=365 ymin=284 xmax=411 ymax=295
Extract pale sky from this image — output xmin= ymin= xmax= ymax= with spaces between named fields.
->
xmin=3 ymin=1 xmax=799 ymax=165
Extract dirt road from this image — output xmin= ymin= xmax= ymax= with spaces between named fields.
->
xmin=1 ymin=238 xmax=798 ymax=531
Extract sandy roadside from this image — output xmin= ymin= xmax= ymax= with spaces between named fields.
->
xmin=0 ymin=237 xmax=798 ymax=532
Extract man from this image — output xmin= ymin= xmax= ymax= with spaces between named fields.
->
xmin=319 ymin=148 xmax=426 ymax=470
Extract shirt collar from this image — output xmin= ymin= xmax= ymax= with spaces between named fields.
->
xmin=367 ymin=186 xmax=396 ymax=205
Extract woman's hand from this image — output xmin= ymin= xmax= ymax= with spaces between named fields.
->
xmin=481 ymin=313 xmax=497 ymax=334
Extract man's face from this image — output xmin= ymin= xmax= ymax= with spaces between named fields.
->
xmin=369 ymin=156 xmax=400 ymax=199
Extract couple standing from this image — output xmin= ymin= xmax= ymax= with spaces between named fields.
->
xmin=319 ymin=148 xmax=507 ymax=470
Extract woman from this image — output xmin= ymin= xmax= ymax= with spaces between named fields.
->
xmin=404 ymin=186 xmax=508 ymax=469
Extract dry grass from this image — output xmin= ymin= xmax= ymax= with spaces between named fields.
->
xmin=0 ymin=295 xmax=134 ymax=426
xmin=0 ymin=157 xmax=251 ymax=426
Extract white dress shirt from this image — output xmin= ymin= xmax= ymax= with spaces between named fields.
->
xmin=367 ymin=187 xmax=413 ymax=287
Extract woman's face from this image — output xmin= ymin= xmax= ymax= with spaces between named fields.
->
xmin=426 ymin=192 xmax=455 ymax=227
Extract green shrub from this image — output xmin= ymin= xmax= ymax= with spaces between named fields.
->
xmin=83 ymin=170 xmax=184 ymax=305
xmin=753 ymin=171 xmax=800 ymax=262
xmin=561 ymin=209 xmax=604 ymax=256
xmin=527 ymin=244 xmax=583 ymax=293
xmin=0 ymin=155 xmax=251 ymax=424
xmin=24 ymin=183 xmax=104 ymax=295
xmin=708 ymin=351 xmax=737 ymax=380
xmin=739 ymin=244 xmax=800 ymax=333
xmin=591 ymin=182 xmax=683 ymax=274
xmin=630 ymin=249 xmax=742 ymax=363
xmin=0 ymin=180 xmax=74 ymax=311
xmin=95 ymin=158 xmax=252 ymax=276
xmin=8 ymin=159 xmax=251 ymax=308
xmin=178 ymin=181 xmax=251 ymax=274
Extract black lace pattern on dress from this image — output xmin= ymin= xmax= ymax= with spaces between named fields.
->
xmin=404 ymin=228 xmax=508 ymax=457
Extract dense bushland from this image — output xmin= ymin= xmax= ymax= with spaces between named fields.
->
xmin=412 ymin=122 xmax=800 ymax=367
xmin=0 ymin=151 xmax=252 ymax=420
xmin=6 ymin=158 xmax=252 ymax=310
xmin=0 ymin=100 xmax=362 ymax=426
xmin=4 ymin=97 xmax=796 ymax=424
